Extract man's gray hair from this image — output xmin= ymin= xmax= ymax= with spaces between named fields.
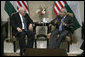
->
xmin=18 ymin=7 xmax=26 ymax=12
xmin=62 ymin=8 xmax=67 ymax=13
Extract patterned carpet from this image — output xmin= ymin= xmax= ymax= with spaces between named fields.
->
xmin=4 ymin=53 xmax=20 ymax=56
xmin=4 ymin=53 xmax=78 ymax=56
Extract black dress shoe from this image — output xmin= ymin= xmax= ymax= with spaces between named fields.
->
xmin=20 ymin=49 xmax=25 ymax=56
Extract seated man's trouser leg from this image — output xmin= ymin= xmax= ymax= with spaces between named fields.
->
xmin=17 ymin=31 xmax=26 ymax=56
xmin=26 ymin=30 xmax=35 ymax=48
xmin=17 ymin=30 xmax=35 ymax=55
xmin=49 ymin=29 xmax=59 ymax=48
xmin=49 ymin=29 xmax=69 ymax=48
xmin=55 ymin=30 xmax=69 ymax=48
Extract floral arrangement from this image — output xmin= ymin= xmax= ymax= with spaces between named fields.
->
xmin=36 ymin=7 xmax=46 ymax=16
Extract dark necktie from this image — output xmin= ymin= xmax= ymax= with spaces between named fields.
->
xmin=22 ymin=16 xmax=27 ymax=31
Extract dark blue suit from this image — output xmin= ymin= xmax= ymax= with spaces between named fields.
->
xmin=49 ymin=14 xmax=74 ymax=48
xmin=10 ymin=12 xmax=35 ymax=56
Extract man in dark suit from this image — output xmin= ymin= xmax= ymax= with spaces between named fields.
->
xmin=10 ymin=7 xmax=35 ymax=56
xmin=48 ymin=8 xmax=74 ymax=48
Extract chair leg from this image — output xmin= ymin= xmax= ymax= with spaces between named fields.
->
xmin=47 ymin=39 xmax=49 ymax=48
xmin=35 ymin=39 xmax=37 ymax=48
xmin=67 ymin=42 xmax=70 ymax=52
xmin=13 ymin=41 xmax=16 ymax=52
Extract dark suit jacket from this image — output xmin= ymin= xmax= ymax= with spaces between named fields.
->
xmin=50 ymin=14 xmax=74 ymax=33
xmin=10 ymin=12 xmax=33 ymax=36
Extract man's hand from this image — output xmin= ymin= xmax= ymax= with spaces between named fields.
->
xmin=29 ymin=24 xmax=33 ymax=31
xmin=17 ymin=27 xmax=22 ymax=32
xmin=55 ymin=19 xmax=58 ymax=24
xmin=47 ymin=33 xmax=51 ymax=39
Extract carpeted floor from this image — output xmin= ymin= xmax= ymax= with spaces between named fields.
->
xmin=4 ymin=53 xmax=20 ymax=56
xmin=4 ymin=53 xmax=78 ymax=56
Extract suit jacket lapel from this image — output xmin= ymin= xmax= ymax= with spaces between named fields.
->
xmin=63 ymin=15 xmax=67 ymax=23
xmin=17 ymin=13 xmax=22 ymax=25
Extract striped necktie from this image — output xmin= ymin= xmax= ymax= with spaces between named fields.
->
xmin=22 ymin=16 xmax=27 ymax=31
xmin=59 ymin=17 xmax=65 ymax=32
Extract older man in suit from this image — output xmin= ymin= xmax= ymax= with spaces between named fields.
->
xmin=48 ymin=8 xmax=74 ymax=48
xmin=10 ymin=7 xmax=35 ymax=56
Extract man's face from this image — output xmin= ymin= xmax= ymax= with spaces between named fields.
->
xmin=20 ymin=8 xmax=26 ymax=16
xmin=60 ymin=9 xmax=65 ymax=17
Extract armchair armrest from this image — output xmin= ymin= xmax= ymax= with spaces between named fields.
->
xmin=12 ymin=36 xmax=16 ymax=42
xmin=47 ymin=33 xmax=51 ymax=39
xmin=65 ymin=36 xmax=71 ymax=42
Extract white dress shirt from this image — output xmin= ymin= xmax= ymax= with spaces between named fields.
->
xmin=19 ymin=13 xmax=25 ymax=29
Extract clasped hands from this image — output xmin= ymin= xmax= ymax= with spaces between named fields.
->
xmin=55 ymin=19 xmax=67 ymax=26
xmin=17 ymin=24 xmax=33 ymax=32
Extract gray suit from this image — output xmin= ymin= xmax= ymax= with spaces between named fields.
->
xmin=49 ymin=14 xmax=74 ymax=48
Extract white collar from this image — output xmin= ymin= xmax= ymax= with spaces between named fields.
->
xmin=19 ymin=13 xmax=23 ymax=18
xmin=63 ymin=15 xmax=66 ymax=19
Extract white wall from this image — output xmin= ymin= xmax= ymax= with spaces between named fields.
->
xmin=1 ymin=1 xmax=9 ymax=21
xmin=73 ymin=1 xmax=84 ymax=43
xmin=79 ymin=1 xmax=84 ymax=22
